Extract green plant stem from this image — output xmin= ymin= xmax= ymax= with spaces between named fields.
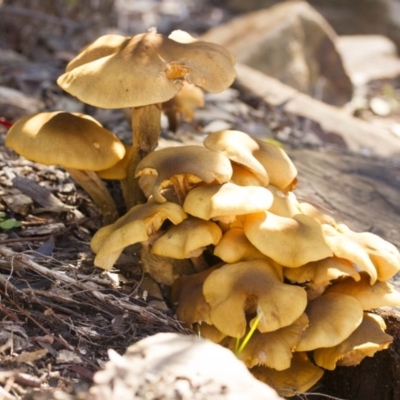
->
xmin=121 ymin=104 xmax=161 ymax=209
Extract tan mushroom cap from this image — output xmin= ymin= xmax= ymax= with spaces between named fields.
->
xmin=151 ymin=217 xmax=222 ymax=259
xmin=325 ymin=272 xmax=400 ymax=310
xmin=5 ymin=111 xmax=125 ymax=171
xmin=213 ymin=228 xmax=284 ymax=280
xmin=91 ymin=201 xmax=187 ymax=270
xmin=253 ymin=138 xmax=298 ymax=190
xmin=170 ymin=267 xmax=217 ymax=328
xmin=284 ymin=257 xmax=360 ymax=300
xmin=235 ymin=313 xmax=309 ymax=370
xmin=323 ymin=224 xmax=380 ymax=284
xmin=314 ymin=312 xmax=393 ymax=370
xmin=135 ymin=145 xmax=233 ymax=203
xmin=337 ymin=223 xmax=400 ymax=282
xmin=299 ymin=202 xmax=337 ymax=227
xmin=193 ymin=322 xmax=226 ymax=344
xmin=230 ymin=163 xmax=266 ymax=187
xmin=96 ymin=144 xmax=131 ymax=180
xmin=202 ymin=260 xmax=308 ymax=338
xmin=268 ymin=185 xmax=301 ymax=217
xmin=163 ymin=82 xmax=205 ymax=122
xmin=183 ymin=182 xmax=274 ymax=222
xmin=203 ymin=130 xmax=270 ymax=186
xmin=295 ymin=293 xmax=364 ymax=352
xmin=244 ymin=212 xmax=333 ymax=268
xmin=251 ymin=352 xmax=324 ymax=398
xmin=57 ymin=30 xmax=236 ymax=109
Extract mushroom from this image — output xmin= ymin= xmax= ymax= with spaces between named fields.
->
xmin=295 ymin=292 xmax=364 ymax=352
xmin=284 ymin=256 xmax=360 ymax=300
xmin=162 ymin=82 xmax=205 ymax=132
xmin=151 ymin=217 xmax=222 ymax=270
xmin=213 ymin=228 xmax=284 ymax=280
xmin=202 ymin=260 xmax=308 ymax=338
xmin=91 ymin=200 xmax=187 ymax=271
xmin=268 ymin=185 xmax=301 ymax=218
xmin=57 ymin=29 xmax=236 ymax=208
xmin=251 ymin=352 xmax=324 ymax=398
xmin=298 ymin=202 xmax=337 ymax=227
xmin=183 ymin=182 xmax=274 ymax=224
xmin=325 ymin=272 xmax=400 ymax=310
xmin=135 ymin=145 xmax=233 ymax=204
xmin=336 ymin=223 xmax=400 ymax=281
xmin=234 ymin=313 xmax=309 ymax=370
xmin=203 ymin=130 xmax=270 ymax=186
xmin=313 ymin=312 xmax=393 ymax=370
xmin=170 ymin=266 xmax=218 ymax=329
xmin=244 ymin=212 xmax=333 ymax=268
xmin=5 ymin=111 xmax=125 ymax=224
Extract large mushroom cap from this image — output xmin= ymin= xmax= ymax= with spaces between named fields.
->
xmin=57 ymin=30 xmax=236 ymax=109
xmin=202 ymin=260 xmax=307 ymax=338
xmin=295 ymin=292 xmax=364 ymax=352
xmin=91 ymin=201 xmax=187 ymax=270
xmin=183 ymin=182 xmax=274 ymax=222
xmin=244 ymin=212 xmax=333 ymax=268
xmin=5 ymin=111 xmax=125 ymax=171
xmin=314 ymin=312 xmax=393 ymax=370
xmin=135 ymin=145 xmax=233 ymax=203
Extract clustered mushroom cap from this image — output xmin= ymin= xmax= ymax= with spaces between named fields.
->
xmin=244 ymin=212 xmax=333 ymax=268
xmin=135 ymin=145 xmax=233 ymax=203
xmin=295 ymin=292 xmax=364 ymax=352
xmin=183 ymin=182 xmax=274 ymax=222
xmin=314 ymin=312 xmax=393 ymax=370
xmin=202 ymin=260 xmax=308 ymax=338
xmin=325 ymin=272 xmax=400 ymax=310
xmin=151 ymin=217 xmax=222 ymax=259
xmin=251 ymin=352 xmax=324 ymax=398
xmin=203 ymin=130 xmax=270 ymax=186
xmin=91 ymin=201 xmax=187 ymax=270
xmin=235 ymin=313 xmax=309 ymax=370
xmin=57 ymin=30 xmax=236 ymax=109
xmin=5 ymin=111 xmax=125 ymax=171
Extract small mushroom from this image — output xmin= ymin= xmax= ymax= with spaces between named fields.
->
xmin=203 ymin=130 xmax=270 ymax=186
xmin=170 ymin=266 xmax=217 ymax=329
xmin=323 ymin=224 xmax=381 ymax=284
xmin=251 ymin=352 xmax=324 ymax=398
xmin=183 ymin=182 xmax=274 ymax=224
xmin=5 ymin=111 xmax=125 ymax=223
xmin=325 ymin=272 xmax=400 ymax=310
xmin=202 ymin=260 xmax=307 ymax=338
xmin=135 ymin=145 xmax=233 ymax=204
xmin=295 ymin=292 xmax=364 ymax=352
xmin=162 ymin=82 xmax=205 ymax=132
xmin=151 ymin=217 xmax=222 ymax=270
xmin=244 ymin=212 xmax=333 ymax=268
xmin=268 ymin=185 xmax=301 ymax=218
xmin=314 ymin=312 xmax=393 ymax=370
xmin=57 ymin=29 xmax=236 ymax=208
xmin=336 ymin=223 xmax=400 ymax=281
xmin=234 ymin=313 xmax=309 ymax=370
xmin=91 ymin=201 xmax=187 ymax=271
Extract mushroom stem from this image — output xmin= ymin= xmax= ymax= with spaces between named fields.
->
xmin=121 ymin=104 xmax=162 ymax=209
xmin=66 ymin=168 xmax=119 ymax=224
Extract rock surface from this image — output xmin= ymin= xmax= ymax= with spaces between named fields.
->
xmin=89 ymin=333 xmax=282 ymax=400
xmin=201 ymin=1 xmax=353 ymax=106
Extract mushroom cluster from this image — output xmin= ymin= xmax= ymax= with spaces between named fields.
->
xmin=91 ymin=129 xmax=400 ymax=397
